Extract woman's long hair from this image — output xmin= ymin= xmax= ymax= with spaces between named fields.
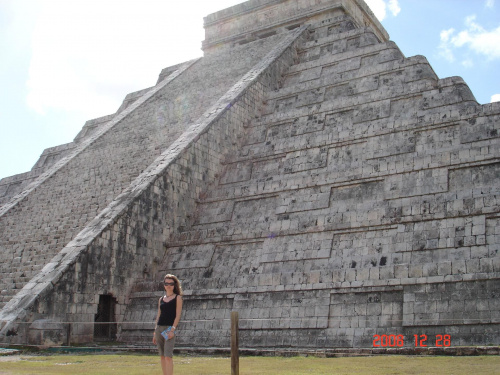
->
xmin=164 ymin=274 xmax=183 ymax=296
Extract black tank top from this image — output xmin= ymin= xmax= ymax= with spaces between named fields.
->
xmin=157 ymin=295 xmax=177 ymax=326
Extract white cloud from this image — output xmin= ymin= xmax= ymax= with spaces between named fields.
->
xmin=440 ymin=28 xmax=455 ymax=42
xmin=365 ymin=0 xmax=387 ymax=21
xmin=25 ymin=0 xmax=243 ymax=119
xmin=438 ymin=15 xmax=500 ymax=64
xmin=485 ymin=0 xmax=495 ymax=8
xmin=439 ymin=28 xmax=456 ymax=62
xmin=462 ymin=59 xmax=474 ymax=68
xmin=365 ymin=0 xmax=401 ymax=21
xmin=388 ymin=0 xmax=401 ymax=16
xmin=27 ymin=0 xmax=188 ymax=117
xmin=492 ymin=94 xmax=500 ymax=102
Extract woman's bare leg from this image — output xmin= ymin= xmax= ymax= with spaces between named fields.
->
xmin=165 ymin=356 xmax=173 ymax=375
xmin=160 ymin=356 xmax=168 ymax=375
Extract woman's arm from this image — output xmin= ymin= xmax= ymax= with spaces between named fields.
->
xmin=155 ymin=296 xmax=162 ymax=328
xmin=172 ymin=295 xmax=183 ymax=332
xmin=153 ymin=297 xmax=161 ymax=344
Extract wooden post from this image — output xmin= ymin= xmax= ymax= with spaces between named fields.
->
xmin=231 ymin=311 xmax=239 ymax=375
xmin=66 ymin=323 xmax=71 ymax=346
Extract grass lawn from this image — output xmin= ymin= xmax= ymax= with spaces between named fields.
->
xmin=0 ymin=354 xmax=499 ymax=375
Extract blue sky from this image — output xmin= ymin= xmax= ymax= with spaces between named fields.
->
xmin=0 ymin=0 xmax=499 ymax=180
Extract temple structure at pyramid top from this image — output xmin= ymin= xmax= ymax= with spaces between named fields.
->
xmin=1 ymin=0 xmax=499 ymax=350
xmin=202 ymin=0 xmax=388 ymax=51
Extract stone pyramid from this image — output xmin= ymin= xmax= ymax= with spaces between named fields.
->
xmin=1 ymin=0 xmax=499 ymax=349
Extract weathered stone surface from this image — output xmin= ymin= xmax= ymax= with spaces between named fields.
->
xmin=28 ymin=319 xmax=66 ymax=347
xmin=0 ymin=0 xmax=499 ymax=349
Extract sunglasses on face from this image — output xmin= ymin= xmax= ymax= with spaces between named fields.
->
xmin=164 ymin=282 xmax=175 ymax=286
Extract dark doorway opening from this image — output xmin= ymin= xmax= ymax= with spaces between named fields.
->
xmin=94 ymin=294 xmax=117 ymax=341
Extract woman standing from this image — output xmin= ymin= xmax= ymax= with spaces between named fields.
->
xmin=153 ymin=274 xmax=183 ymax=375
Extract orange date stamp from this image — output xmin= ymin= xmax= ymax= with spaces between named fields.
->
xmin=373 ymin=334 xmax=452 ymax=347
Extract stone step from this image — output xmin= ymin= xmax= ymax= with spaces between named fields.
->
xmin=257 ymin=78 xmax=472 ymax=133
xmin=263 ymin=63 xmax=437 ymax=118
xmin=0 ymin=287 xmax=18 ymax=308
xmin=305 ymin=14 xmax=359 ymax=41
xmin=203 ymin=125 xmax=492 ymax=209
xmin=212 ymin=125 xmax=492 ymax=192
xmin=203 ymin=156 xmax=495 ymax=216
xmin=298 ymin=28 xmax=381 ymax=64
xmin=160 ymin=232 xmax=500 ymax=291
xmin=290 ymin=33 xmax=392 ymax=76
xmin=171 ymin=219 xmax=499 ymax=278
xmin=304 ymin=18 xmax=363 ymax=48
xmin=263 ymin=53 xmax=429 ymax=117
xmin=203 ymin=78 xmax=483 ymax=204
xmin=191 ymin=182 xmax=450 ymax=231
xmin=268 ymin=45 xmax=414 ymax=101
xmin=242 ymin=83 xmax=451 ymax=163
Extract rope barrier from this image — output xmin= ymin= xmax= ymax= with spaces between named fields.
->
xmin=2 ymin=317 xmax=495 ymax=325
